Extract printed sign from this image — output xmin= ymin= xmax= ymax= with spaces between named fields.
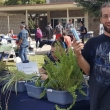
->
xmin=16 ymin=62 xmax=39 ymax=75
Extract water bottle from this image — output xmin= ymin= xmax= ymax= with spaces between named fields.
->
xmin=70 ymin=28 xmax=80 ymax=41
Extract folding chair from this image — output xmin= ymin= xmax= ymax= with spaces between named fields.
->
xmin=1 ymin=44 xmax=16 ymax=63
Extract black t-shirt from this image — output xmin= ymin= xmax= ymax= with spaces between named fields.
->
xmin=82 ymin=34 xmax=110 ymax=110
xmin=42 ymin=53 xmax=56 ymax=70
xmin=80 ymin=26 xmax=87 ymax=36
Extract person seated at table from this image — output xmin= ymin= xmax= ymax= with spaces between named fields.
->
xmin=8 ymin=30 xmax=14 ymax=38
xmin=58 ymin=36 xmax=67 ymax=49
xmin=39 ymin=40 xmax=65 ymax=80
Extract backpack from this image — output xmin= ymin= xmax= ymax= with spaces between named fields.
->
xmin=56 ymin=25 xmax=62 ymax=32
xmin=36 ymin=29 xmax=42 ymax=38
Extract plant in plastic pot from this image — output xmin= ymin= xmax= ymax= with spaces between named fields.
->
xmin=25 ymin=76 xmax=48 ymax=99
xmin=41 ymin=42 xmax=87 ymax=110
xmin=0 ymin=69 xmax=37 ymax=110
xmin=1 ymin=69 xmax=37 ymax=93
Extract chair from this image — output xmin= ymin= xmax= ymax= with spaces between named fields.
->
xmin=1 ymin=44 xmax=16 ymax=63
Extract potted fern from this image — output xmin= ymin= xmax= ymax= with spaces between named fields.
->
xmin=42 ymin=45 xmax=88 ymax=110
xmin=25 ymin=77 xmax=48 ymax=99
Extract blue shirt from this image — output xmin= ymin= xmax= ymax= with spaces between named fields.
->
xmin=18 ymin=29 xmax=28 ymax=47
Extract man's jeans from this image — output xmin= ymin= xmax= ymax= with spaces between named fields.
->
xmin=36 ymin=38 xmax=41 ymax=48
xmin=0 ymin=52 xmax=4 ymax=61
xmin=19 ymin=46 xmax=29 ymax=63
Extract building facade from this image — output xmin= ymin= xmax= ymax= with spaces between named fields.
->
xmin=0 ymin=1 xmax=99 ymax=36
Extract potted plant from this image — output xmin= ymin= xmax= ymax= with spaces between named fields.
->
xmin=1 ymin=69 xmax=37 ymax=93
xmin=0 ymin=69 xmax=37 ymax=110
xmin=25 ymin=77 xmax=48 ymax=99
xmin=42 ymin=44 xmax=88 ymax=110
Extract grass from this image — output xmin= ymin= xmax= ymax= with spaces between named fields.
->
xmin=6 ymin=55 xmax=45 ymax=70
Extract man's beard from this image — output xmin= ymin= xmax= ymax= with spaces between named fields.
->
xmin=103 ymin=25 xmax=110 ymax=33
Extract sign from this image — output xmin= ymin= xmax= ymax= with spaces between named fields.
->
xmin=16 ymin=62 xmax=40 ymax=76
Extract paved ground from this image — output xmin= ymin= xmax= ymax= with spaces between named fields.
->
xmin=35 ymin=45 xmax=51 ymax=55
xmin=30 ymin=40 xmax=51 ymax=55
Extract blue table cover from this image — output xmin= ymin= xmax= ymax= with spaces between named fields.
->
xmin=1 ymin=92 xmax=90 ymax=110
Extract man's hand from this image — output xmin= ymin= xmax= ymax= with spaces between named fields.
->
xmin=17 ymin=46 xmax=20 ymax=50
xmin=40 ymin=74 xmax=48 ymax=80
xmin=72 ymin=38 xmax=84 ymax=57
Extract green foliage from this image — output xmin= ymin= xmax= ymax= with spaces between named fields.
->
xmin=74 ymin=0 xmax=110 ymax=17
xmin=42 ymin=42 xmax=85 ymax=110
xmin=0 ymin=0 xmax=4 ymax=5
xmin=28 ymin=19 xmax=35 ymax=29
xmin=29 ymin=0 xmax=45 ymax=4
xmin=1 ymin=69 xmax=37 ymax=94
xmin=4 ymin=0 xmax=45 ymax=5
xmin=0 ymin=60 xmax=8 ymax=71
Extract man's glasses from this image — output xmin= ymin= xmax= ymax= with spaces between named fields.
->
xmin=102 ymin=15 xmax=110 ymax=19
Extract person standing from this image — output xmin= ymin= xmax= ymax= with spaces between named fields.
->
xmin=79 ymin=21 xmax=87 ymax=43
xmin=73 ymin=2 xmax=110 ymax=110
xmin=45 ymin=23 xmax=53 ymax=40
xmin=54 ymin=21 xmax=64 ymax=40
xmin=17 ymin=24 xmax=29 ymax=63
xmin=65 ymin=19 xmax=74 ymax=35
xmin=35 ymin=25 xmax=42 ymax=48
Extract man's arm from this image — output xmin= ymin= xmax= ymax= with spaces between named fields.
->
xmin=80 ymin=27 xmax=86 ymax=34
xmin=73 ymin=40 xmax=90 ymax=75
xmin=39 ymin=67 xmax=47 ymax=74
xmin=80 ymin=29 xmax=86 ymax=34
xmin=17 ymin=32 xmax=22 ymax=49
xmin=39 ymin=67 xmax=48 ymax=80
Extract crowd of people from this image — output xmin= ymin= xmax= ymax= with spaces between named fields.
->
xmin=1 ymin=2 xmax=110 ymax=110
xmin=6 ymin=18 xmax=87 ymax=64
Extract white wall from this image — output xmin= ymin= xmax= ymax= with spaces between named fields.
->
xmin=46 ymin=0 xmax=50 ymax=4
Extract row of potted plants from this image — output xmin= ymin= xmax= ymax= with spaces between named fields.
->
xmin=0 ymin=44 xmax=89 ymax=110
xmin=25 ymin=46 xmax=88 ymax=110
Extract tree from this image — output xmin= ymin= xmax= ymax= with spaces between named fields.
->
xmin=4 ymin=0 xmax=46 ymax=5
xmin=3 ymin=0 xmax=46 ymax=30
xmin=74 ymin=0 xmax=110 ymax=17
xmin=0 ymin=0 xmax=4 ymax=5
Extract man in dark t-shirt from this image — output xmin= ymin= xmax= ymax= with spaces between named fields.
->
xmin=73 ymin=2 xmax=110 ymax=110
xmin=79 ymin=21 xmax=87 ymax=44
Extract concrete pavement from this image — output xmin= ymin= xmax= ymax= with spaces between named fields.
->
xmin=35 ymin=45 xmax=51 ymax=55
